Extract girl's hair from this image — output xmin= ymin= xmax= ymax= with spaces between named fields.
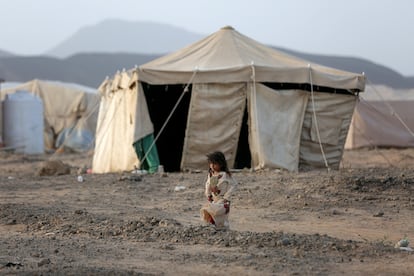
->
xmin=207 ymin=151 xmax=231 ymax=175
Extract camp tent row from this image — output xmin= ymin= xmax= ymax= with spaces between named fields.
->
xmin=345 ymin=84 xmax=414 ymax=149
xmin=93 ymin=26 xmax=365 ymax=173
xmin=0 ymin=79 xmax=100 ymax=152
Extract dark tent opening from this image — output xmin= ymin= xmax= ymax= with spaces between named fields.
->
xmin=234 ymin=104 xmax=251 ymax=169
xmin=263 ymin=82 xmax=357 ymax=95
xmin=142 ymin=83 xmax=191 ymax=172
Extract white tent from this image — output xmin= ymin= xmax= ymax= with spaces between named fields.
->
xmin=1 ymin=79 xmax=100 ymax=152
xmin=92 ymin=71 xmax=154 ymax=173
xmin=345 ymin=84 xmax=414 ymax=149
xmin=93 ymin=26 xmax=365 ymax=173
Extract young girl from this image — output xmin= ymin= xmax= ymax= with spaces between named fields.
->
xmin=200 ymin=151 xmax=237 ymax=229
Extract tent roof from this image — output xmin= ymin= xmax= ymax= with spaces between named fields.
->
xmin=1 ymin=79 xmax=98 ymax=95
xmin=138 ymin=26 xmax=365 ymax=91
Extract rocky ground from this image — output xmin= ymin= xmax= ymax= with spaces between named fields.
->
xmin=0 ymin=148 xmax=413 ymax=275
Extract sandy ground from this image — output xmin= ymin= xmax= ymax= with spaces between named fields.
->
xmin=0 ymin=147 xmax=413 ymax=275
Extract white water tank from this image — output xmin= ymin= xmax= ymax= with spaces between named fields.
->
xmin=3 ymin=90 xmax=44 ymax=154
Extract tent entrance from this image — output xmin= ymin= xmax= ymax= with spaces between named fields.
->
xmin=234 ymin=105 xmax=251 ymax=169
xmin=142 ymin=83 xmax=191 ymax=172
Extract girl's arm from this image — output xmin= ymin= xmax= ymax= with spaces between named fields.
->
xmin=223 ymin=177 xmax=237 ymax=201
xmin=205 ymin=175 xmax=212 ymax=199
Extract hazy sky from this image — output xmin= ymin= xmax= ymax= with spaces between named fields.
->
xmin=1 ymin=0 xmax=413 ymax=76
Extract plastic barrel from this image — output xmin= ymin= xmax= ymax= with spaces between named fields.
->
xmin=3 ymin=90 xmax=44 ymax=154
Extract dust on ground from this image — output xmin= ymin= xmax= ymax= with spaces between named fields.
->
xmin=0 ymin=148 xmax=413 ymax=275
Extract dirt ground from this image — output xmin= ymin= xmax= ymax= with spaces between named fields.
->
xmin=0 ymin=147 xmax=413 ymax=275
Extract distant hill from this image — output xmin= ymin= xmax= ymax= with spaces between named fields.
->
xmin=0 ymin=49 xmax=14 ymax=58
xmin=0 ymin=53 xmax=158 ymax=88
xmin=0 ymin=20 xmax=413 ymax=89
xmin=46 ymin=19 xmax=204 ymax=58
xmin=1 ymin=51 xmax=413 ymax=89
xmin=273 ymin=47 xmax=414 ymax=88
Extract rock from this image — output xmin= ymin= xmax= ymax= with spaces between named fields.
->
xmin=6 ymin=219 xmax=17 ymax=225
xmin=37 ymin=258 xmax=50 ymax=267
xmin=119 ymin=175 xmax=142 ymax=182
xmin=373 ymin=211 xmax=384 ymax=217
xmin=36 ymin=160 xmax=71 ymax=176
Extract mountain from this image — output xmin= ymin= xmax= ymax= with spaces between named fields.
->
xmin=0 ymin=49 xmax=14 ymax=58
xmin=273 ymin=47 xmax=414 ymax=89
xmin=46 ymin=19 xmax=205 ymax=58
xmin=1 ymin=51 xmax=413 ymax=89
xmin=0 ymin=53 xmax=158 ymax=88
xmin=0 ymin=20 xmax=413 ymax=89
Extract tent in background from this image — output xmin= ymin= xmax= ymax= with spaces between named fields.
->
xmin=0 ymin=79 xmax=100 ymax=152
xmin=345 ymin=84 xmax=414 ymax=149
xmin=93 ymin=26 xmax=365 ymax=173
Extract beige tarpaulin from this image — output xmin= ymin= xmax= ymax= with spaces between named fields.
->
xmin=181 ymin=83 xmax=247 ymax=170
xmin=138 ymin=26 xmax=365 ymax=90
xmin=248 ymin=84 xmax=309 ymax=172
xmin=345 ymin=85 xmax=414 ymax=149
xmin=92 ymin=71 xmax=153 ymax=173
xmin=300 ymin=92 xmax=357 ymax=169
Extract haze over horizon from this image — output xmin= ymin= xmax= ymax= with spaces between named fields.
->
xmin=1 ymin=0 xmax=413 ymax=76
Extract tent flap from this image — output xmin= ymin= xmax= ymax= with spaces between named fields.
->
xmin=248 ymin=84 xmax=308 ymax=171
xmin=181 ymin=83 xmax=246 ymax=170
xmin=93 ymin=72 xmax=141 ymax=173
xmin=300 ymin=92 xmax=357 ymax=169
xmin=310 ymin=116 xmax=343 ymax=146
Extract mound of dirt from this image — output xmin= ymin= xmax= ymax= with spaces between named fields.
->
xmin=36 ymin=160 xmax=71 ymax=176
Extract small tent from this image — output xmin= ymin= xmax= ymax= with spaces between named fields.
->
xmin=345 ymin=84 xmax=414 ymax=149
xmin=93 ymin=26 xmax=365 ymax=173
xmin=1 ymin=79 xmax=100 ymax=152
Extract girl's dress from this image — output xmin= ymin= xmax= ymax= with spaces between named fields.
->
xmin=200 ymin=171 xmax=237 ymax=229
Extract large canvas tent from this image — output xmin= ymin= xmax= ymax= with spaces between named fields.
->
xmin=93 ymin=26 xmax=365 ymax=173
xmin=345 ymin=84 xmax=414 ymax=149
xmin=1 ymin=79 xmax=100 ymax=152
